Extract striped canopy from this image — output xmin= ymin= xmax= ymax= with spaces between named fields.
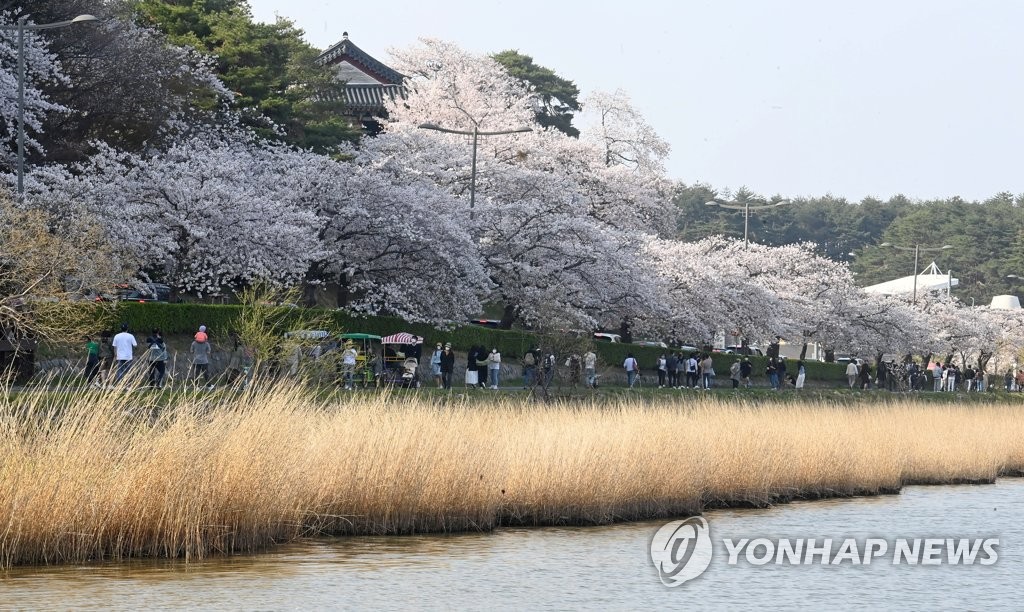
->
xmin=381 ymin=332 xmax=423 ymax=345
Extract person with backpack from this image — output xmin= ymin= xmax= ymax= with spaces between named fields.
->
xmin=623 ymin=353 xmax=640 ymax=388
xmin=146 ymin=329 xmax=168 ymax=389
xmin=190 ymin=331 xmax=213 ymax=388
xmin=686 ymin=353 xmax=699 ymax=388
xmin=522 ymin=347 xmax=537 ymax=389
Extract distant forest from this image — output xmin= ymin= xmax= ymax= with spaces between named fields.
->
xmin=674 ymin=185 xmax=1024 ymax=305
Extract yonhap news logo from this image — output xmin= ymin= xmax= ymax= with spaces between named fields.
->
xmin=649 ymin=517 xmax=714 ymax=587
xmin=650 ymin=516 xmax=999 ymax=588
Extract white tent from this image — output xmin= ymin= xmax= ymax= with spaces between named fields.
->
xmin=863 ymin=262 xmax=958 ymax=296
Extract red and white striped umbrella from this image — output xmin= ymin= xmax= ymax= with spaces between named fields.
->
xmin=381 ymin=332 xmax=423 ymax=345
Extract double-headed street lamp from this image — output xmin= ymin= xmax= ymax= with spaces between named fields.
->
xmin=879 ymin=242 xmax=953 ymax=303
xmin=418 ymin=122 xmax=532 ymax=220
xmin=704 ymin=197 xmax=790 ymax=247
xmin=0 ymin=14 xmax=99 ymax=199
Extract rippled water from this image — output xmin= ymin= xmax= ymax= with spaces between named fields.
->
xmin=2 ymin=481 xmax=1021 ymax=609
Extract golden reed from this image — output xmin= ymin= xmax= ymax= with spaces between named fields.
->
xmin=0 ymin=383 xmax=1022 ymax=567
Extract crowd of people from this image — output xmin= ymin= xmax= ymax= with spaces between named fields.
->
xmin=78 ymin=326 xmax=1024 ymax=395
xmin=83 ymin=323 xmax=244 ymax=390
xmin=841 ymin=358 xmax=1018 ymax=392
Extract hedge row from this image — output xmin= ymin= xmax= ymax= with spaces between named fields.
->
xmin=106 ymin=303 xmax=846 ymax=382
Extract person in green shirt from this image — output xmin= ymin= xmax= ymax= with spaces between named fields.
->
xmin=84 ymin=335 xmax=100 ymax=383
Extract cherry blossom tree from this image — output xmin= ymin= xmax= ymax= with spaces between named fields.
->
xmin=0 ymin=13 xmax=67 ymax=164
xmin=30 ymin=129 xmax=323 ymax=296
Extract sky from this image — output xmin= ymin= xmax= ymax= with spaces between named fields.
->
xmin=249 ymin=0 xmax=1024 ymax=203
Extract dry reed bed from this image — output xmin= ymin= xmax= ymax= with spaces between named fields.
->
xmin=0 ymin=385 xmax=1022 ymax=567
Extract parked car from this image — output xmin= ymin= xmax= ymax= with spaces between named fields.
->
xmin=593 ymin=332 xmax=622 ymax=343
xmin=725 ymin=345 xmax=764 ymax=357
xmin=634 ymin=340 xmax=668 ymax=348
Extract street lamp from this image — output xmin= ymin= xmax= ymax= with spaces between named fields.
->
xmin=0 ymin=14 xmax=99 ymax=199
xmin=879 ymin=242 xmax=953 ymax=303
xmin=704 ymin=197 xmax=790 ymax=247
xmin=418 ymin=122 xmax=532 ymax=220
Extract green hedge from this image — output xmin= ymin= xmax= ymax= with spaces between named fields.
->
xmin=104 ymin=303 xmax=845 ymax=382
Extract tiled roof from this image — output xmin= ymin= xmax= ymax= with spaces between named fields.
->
xmin=316 ymin=33 xmax=405 ymax=85
xmin=320 ymin=83 xmax=407 ymax=114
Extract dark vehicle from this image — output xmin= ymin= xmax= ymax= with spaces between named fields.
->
xmin=468 ymin=319 xmax=501 ymax=329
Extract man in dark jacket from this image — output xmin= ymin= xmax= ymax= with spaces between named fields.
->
xmin=739 ymin=358 xmax=753 ymax=388
xmin=473 ymin=344 xmax=488 ymax=388
xmin=440 ymin=343 xmax=456 ymax=389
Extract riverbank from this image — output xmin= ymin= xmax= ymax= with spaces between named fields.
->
xmin=1 ymin=383 xmax=1022 ymax=567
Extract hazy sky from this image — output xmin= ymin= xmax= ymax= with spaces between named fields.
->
xmin=249 ymin=0 xmax=1023 ymax=202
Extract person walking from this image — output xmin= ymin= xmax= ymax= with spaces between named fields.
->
xmin=740 ymin=357 xmax=753 ymax=388
xmin=686 ymin=353 xmax=699 ymax=388
xmin=583 ymin=349 xmax=597 ymax=388
xmin=657 ymin=353 xmax=668 ymax=388
xmin=111 ymin=323 xmax=137 ymax=384
xmin=623 ymin=353 xmax=640 ymax=388
xmin=522 ymin=347 xmax=537 ymax=389
xmin=729 ymin=359 xmax=741 ymax=389
xmin=487 ymin=348 xmax=502 ymax=389
xmin=700 ymin=354 xmax=715 ymax=389
xmin=146 ymin=329 xmax=168 ymax=388
xmin=83 ymin=335 xmax=100 ymax=383
xmin=566 ymin=353 xmax=582 ymax=389
xmin=845 ymin=360 xmax=859 ymax=389
xmin=795 ymin=359 xmax=806 ymax=390
xmin=430 ymin=343 xmax=443 ymax=388
xmin=465 ymin=347 xmax=480 ymax=388
xmin=190 ymin=331 xmax=213 ymax=388
xmin=439 ymin=343 xmax=455 ymax=390
xmin=859 ymin=361 xmax=872 ymax=390
xmin=767 ymin=358 xmax=780 ymax=390
xmin=932 ymin=362 xmax=944 ymax=392
xmin=665 ymin=352 xmax=678 ymax=388
xmin=945 ymin=364 xmax=958 ymax=392
xmin=341 ymin=342 xmax=358 ymax=390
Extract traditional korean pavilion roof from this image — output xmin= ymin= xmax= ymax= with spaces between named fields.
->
xmin=316 ymin=32 xmax=406 ymax=122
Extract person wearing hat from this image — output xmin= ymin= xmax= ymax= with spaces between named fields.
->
xmin=430 ymin=342 xmax=444 ymax=388
xmin=111 ymin=323 xmax=137 ymax=383
xmin=439 ymin=343 xmax=455 ymax=389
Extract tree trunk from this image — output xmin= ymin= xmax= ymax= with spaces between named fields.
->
xmin=499 ymin=303 xmax=517 ymax=330
xmin=799 ymin=342 xmax=808 ymax=360
xmin=618 ymin=319 xmax=633 ymax=344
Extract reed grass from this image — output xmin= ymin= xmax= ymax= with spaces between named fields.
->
xmin=0 ymin=383 xmax=1022 ymax=567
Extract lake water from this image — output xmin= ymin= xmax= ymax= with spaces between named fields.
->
xmin=2 ymin=480 xmax=1021 ymax=609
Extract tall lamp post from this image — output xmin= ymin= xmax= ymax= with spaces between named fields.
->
xmin=418 ymin=122 xmax=532 ymax=220
xmin=704 ymin=197 xmax=790 ymax=247
xmin=879 ymin=242 xmax=953 ymax=303
xmin=1 ymin=14 xmax=99 ymax=199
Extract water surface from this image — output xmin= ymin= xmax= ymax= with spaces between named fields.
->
xmin=2 ymin=481 xmax=1020 ymax=609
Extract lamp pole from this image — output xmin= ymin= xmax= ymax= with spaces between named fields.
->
xmin=2 ymin=14 xmax=99 ymax=199
xmin=704 ymin=197 xmax=790 ymax=247
xmin=418 ymin=122 xmax=532 ymax=220
xmin=879 ymin=242 xmax=953 ymax=303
